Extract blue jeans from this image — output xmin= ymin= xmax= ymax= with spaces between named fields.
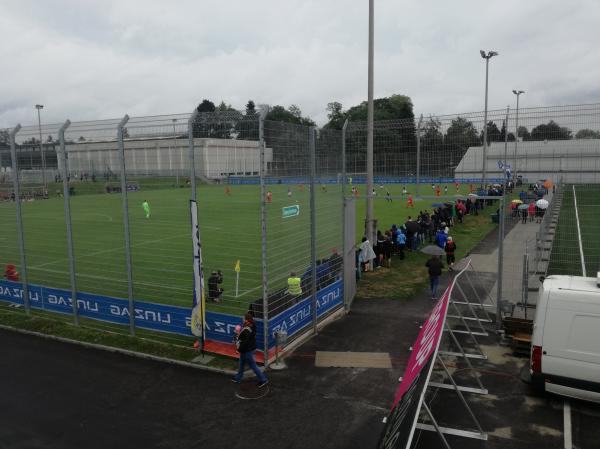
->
xmin=429 ymin=276 xmax=440 ymax=298
xmin=233 ymin=351 xmax=267 ymax=383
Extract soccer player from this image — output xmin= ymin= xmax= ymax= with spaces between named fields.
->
xmin=406 ymin=195 xmax=414 ymax=208
xmin=386 ymin=191 xmax=392 ymax=203
xmin=435 ymin=185 xmax=441 ymax=197
xmin=402 ymin=186 xmax=408 ymax=196
xmin=455 ymin=181 xmax=460 ymax=192
xmin=372 ymin=188 xmax=377 ymax=197
xmin=299 ymin=183 xmax=305 ymax=192
xmin=142 ymin=200 xmax=150 ymax=219
xmin=225 ymin=186 xmax=231 ymax=196
xmin=321 ymin=184 xmax=328 ymax=193
xmin=444 ymin=185 xmax=448 ymax=194
xmin=287 ymin=187 xmax=292 ymax=198
xmin=266 ymin=191 xmax=272 ymax=203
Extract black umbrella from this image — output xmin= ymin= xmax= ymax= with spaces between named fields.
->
xmin=421 ymin=245 xmax=446 ymax=256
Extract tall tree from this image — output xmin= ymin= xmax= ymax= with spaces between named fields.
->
xmin=325 ymin=102 xmax=345 ymax=130
xmin=530 ymin=120 xmax=572 ymax=140
xmin=481 ymin=121 xmax=502 ymax=143
xmin=245 ymin=100 xmax=256 ymax=116
xmin=517 ymin=126 xmax=531 ymax=141
xmin=196 ymin=99 xmax=216 ymax=113
xmin=499 ymin=120 xmax=516 ymax=142
xmin=575 ymin=128 xmax=600 ymax=139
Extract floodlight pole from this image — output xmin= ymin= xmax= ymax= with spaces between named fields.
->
xmin=416 ymin=114 xmax=423 ymax=197
xmin=188 ymin=110 xmax=199 ymax=201
xmin=366 ymin=0 xmax=375 ymax=244
xmin=480 ymin=50 xmax=498 ymax=187
xmin=512 ymin=90 xmax=524 ymax=179
xmin=35 ymin=104 xmax=47 ymax=193
xmin=496 ymin=106 xmax=510 ymax=331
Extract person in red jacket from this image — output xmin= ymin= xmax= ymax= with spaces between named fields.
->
xmin=4 ymin=264 xmax=19 ymax=281
xmin=444 ymin=237 xmax=457 ymax=270
xmin=528 ymin=201 xmax=535 ymax=222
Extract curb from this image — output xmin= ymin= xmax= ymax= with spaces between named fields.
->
xmin=0 ymin=324 xmax=236 ymax=375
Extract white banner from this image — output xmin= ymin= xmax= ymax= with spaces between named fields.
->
xmin=190 ymin=200 xmax=205 ymax=341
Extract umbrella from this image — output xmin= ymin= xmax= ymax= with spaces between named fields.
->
xmin=536 ymin=199 xmax=549 ymax=209
xmin=468 ymin=193 xmax=478 ymax=203
xmin=421 ymin=245 xmax=446 ymax=256
xmin=492 ymin=183 xmax=502 ymax=187
xmin=431 ymin=203 xmax=445 ymax=208
xmin=511 ymin=199 xmax=523 ymax=204
xmin=518 ymin=204 xmax=529 ymax=210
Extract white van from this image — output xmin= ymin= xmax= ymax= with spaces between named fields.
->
xmin=530 ymin=275 xmax=600 ymax=403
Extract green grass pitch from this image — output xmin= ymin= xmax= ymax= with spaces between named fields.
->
xmin=0 ymin=181 xmax=476 ymax=315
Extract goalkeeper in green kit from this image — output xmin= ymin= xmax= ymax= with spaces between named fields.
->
xmin=142 ymin=200 xmax=150 ymax=219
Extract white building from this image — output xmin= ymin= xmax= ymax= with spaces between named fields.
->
xmin=61 ymin=137 xmax=272 ymax=180
xmin=454 ymin=139 xmax=600 ymax=183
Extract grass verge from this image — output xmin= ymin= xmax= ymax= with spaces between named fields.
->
xmin=354 ymin=208 xmax=498 ymax=301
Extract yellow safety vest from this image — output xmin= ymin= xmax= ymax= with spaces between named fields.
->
xmin=287 ymin=277 xmax=302 ymax=296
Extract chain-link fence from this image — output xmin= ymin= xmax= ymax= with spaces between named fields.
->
xmin=3 ymin=102 xmax=600 ymax=353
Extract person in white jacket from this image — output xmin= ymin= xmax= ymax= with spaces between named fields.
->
xmin=358 ymin=237 xmax=376 ymax=272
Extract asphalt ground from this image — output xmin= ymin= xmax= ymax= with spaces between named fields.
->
xmin=2 ymin=224 xmax=599 ymax=448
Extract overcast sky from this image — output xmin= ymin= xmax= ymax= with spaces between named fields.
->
xmin=2 ymin=0 xmax=600 ymax=128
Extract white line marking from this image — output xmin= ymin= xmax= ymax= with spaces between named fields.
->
xmin=572 ymin=185 xmax=587 ymax=277
xmin=564 ymin=400 xmax=572 ymax=449
xmin=29 ymin=233 xmax=188 ymax=270
xmin=235 ymin=284 xmax=263 ymax=298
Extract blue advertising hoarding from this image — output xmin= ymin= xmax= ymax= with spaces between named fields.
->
xmin=0 ymin=278 xmax=343 ymax=351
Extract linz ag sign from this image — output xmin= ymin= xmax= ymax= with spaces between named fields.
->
xmin=282 ymin=205 xmax=300 ymax=218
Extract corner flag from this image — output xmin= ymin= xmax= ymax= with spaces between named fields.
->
xmin=234 ymin=259 xmax=241 ymax=297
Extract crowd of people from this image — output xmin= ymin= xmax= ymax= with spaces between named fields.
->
xmin=357 ymin=198 xmax=481 ymax=278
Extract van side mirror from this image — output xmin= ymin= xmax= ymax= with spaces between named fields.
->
xmin=539 ymin=276 xmax=545 ymax=283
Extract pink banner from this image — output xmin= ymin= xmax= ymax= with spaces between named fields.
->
xmin=391 ymin=285 xmax=451 ymax=409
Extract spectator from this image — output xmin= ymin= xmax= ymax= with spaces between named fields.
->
xmin=425 ymin=255 xmax=444 ymax=300
xmin=208 ymin=270 xmax=224 ymax=302
xmin=375 ymin=230 xmax=386 ymax=268
xmin=232 ymin=313 xmax=269 ymax=388
xmin=528 ymin=202 xmax=536 ymax=222
xmin=358 ymin=237 xmax=376 ymax=272
xmin=444 ymin=237 xmax=457 ymax=271
xmin=382 ymin=231 xmax=393 ymax=268
xmin=396 ymin=228 xmax=406 ymax=260
xmin=435 ymin=227 xmax=448 ymax=249
xmin=287 ymin=271 xmax=302 ymax=303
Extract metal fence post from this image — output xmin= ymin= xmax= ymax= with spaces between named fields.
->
xmin=309 ymin=127 xmax=318 ymax=336
xmin=259 ymin=112 xmax=270 ymax=366
xmin=341 ymin=120 xmax=348 ymax=310
xmin=58 ymin=120 xmax=79 ymax=325
xmin=9 ymin=124 xmax=30 ymax=314
xmin=496 ymin=106 xmax=510 ymax=330
xmin=188 ymin=110 xmax=199 ymax=202
xmin=117 ymin=115 xmax=135 ymax=336
xmin=416 ymin=114 xmax=423 ymax=197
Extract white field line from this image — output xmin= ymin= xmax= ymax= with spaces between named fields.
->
xmin=572 ymin=185 xmax=587 ymax=277
xmin=563 ymin=401 xmax=572 ymax=449
xmin=29 ymin=233 xmax=188 ymax=270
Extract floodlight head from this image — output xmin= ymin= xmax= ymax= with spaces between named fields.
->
xmin=35 ymin=104 xmax=44 ymax=110
xmin=480 ymin=50 xmax=486 ymax=58
xmin=512 ymin=90 xmax=518 ymax=95
xmin=489 ymin=51 xmax=499 ymax=57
